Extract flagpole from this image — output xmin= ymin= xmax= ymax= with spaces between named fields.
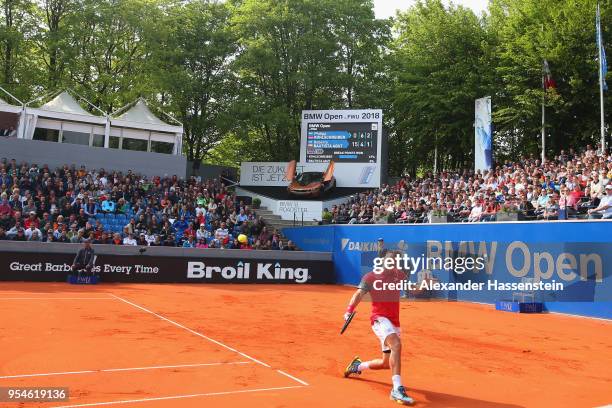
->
xmin=542 ymin=69 xmax=546 ymax=165
xmin=599 ymin=4 xmax=606 ymax=153
xmin=434 ymin=132 xmax=438 ymax=174
xmin=541 ymin=24 xmax=546 ymax=165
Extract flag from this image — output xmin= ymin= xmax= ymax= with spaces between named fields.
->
xmin=597 ymin=4 xmax=608 ymax=91
xmin=543 ymin=60 xmax=556 ymax=90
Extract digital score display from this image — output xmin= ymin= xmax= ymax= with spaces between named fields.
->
xmin=305 ymin=122 xmax=378 ymax=163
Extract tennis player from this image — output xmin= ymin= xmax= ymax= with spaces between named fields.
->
xmin=343 ymin=249 xmax=414 ymax=405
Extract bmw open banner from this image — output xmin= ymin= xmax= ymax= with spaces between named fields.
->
xmin=475 ymin=96 xmax=492 ymax=171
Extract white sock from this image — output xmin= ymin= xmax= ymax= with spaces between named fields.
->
xmin=357 ymin=362 xmax=370 ymax=371
xmin=392 ymin=374 xmax=402 ymax=390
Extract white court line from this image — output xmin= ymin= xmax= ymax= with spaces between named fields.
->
xmin=0 ymin=361 xmax=250 ymax=380
xmin=109 ymin=294 xmax=271 ymax=367
xmin=0 ymin=297 xmax=113 ymax=300
xmin=108 ymin=293 xmax=310 ymax=386
xmin=50 ymin=385 xmax=305 ymax=408
xmin=276 ymin=369 xmax=309 ymax=386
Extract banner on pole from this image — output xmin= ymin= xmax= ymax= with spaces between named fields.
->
xmin=475 ymin=96 xmax=492 ymax=171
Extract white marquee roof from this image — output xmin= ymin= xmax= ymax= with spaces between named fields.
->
xmin=40 ymin=91 xmax=95 ymax=116
xmin=0 ymin=95 xmax=23 ymax=114
xmin=115 ymin=99 xmax=170 ymax=126
xmin=111 ymin=98 xmax=182 ymax=134
xmin=25 ymin=90 xmax=106 ymax=125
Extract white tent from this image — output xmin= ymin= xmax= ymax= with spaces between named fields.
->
xmin=115 ymin=99 xmax=171 ymax=126
xmin=39 ymin=91 xmax=97 ymax=117
xmin=0 ymin=91 xmax=23 ymax=114
xmin=110 ymin=98 xmax=183 ymax=155
xmin=0 ymin=88 xmax=24 ymax=137
xmin=22 ymin=90 xmax=107 ymax=143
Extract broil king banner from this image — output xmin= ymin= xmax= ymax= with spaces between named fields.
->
xmin=0 ymin=252 xmax=335 ymax=284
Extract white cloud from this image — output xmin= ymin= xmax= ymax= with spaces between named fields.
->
xmin=374 ymin=0 xmax=489 ymax=19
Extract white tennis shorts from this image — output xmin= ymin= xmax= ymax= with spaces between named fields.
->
xmin=371 ymin=317 xmax=401 ymax=352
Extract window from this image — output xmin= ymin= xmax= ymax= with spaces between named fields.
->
xmin=151 ymin=141 xmax=174 ymax=154
xmin=109 ymin=136 xmax=120 ymax=149
xmin=122 ymin=137 xmax=148 ymax=152
xmin=33 ymin=128 xmax=59 ymax=142
xmin=62 ymin=130 xmax=90 ymax=145
xmin=92 ymin=134 xmax=105 ymax=147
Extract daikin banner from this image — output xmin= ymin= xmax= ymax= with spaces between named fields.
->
xmin=475 ymin=97 xmax=492 ymax=171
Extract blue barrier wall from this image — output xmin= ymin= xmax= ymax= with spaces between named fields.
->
xmin=283 ymin=221 xmax=612 ymax=319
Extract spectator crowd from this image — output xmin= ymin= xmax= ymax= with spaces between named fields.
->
xmin=0 ymin=159 xmax=297 ymax=250
xmin=323 ymin=145 xmax=612 ymax=224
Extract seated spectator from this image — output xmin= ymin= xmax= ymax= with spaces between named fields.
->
xmin=137 ymin=233 xmax=148 ymax=246
xmin=539 ymin=196 xmax=559 ymax=220
xmin=112 ymin=233 xmax=123 ymax=245
xmin=567 ymin=185 xmax=584 ymax=211
xmin=195 ymin=237 xmax=208 ymax=248
xmin=481 ymin=198 xmax=499 ymax=222
xmin=163 ymin=233 xmax=176 ymax=247
xmin=196 ymin=223 xmax=211 ymax=241
xmin=84 ymin=198 xmax=98 ymax=217
xmin=123 ymin=233 xmax=137 ymax=246
xmin=70 ymin=229 xmax=85 ymax=244
xmin=24 ymin=211 xmax=40 ymax=229
xmin=588 ymin=184 xmax=612 ymax=219
xmin=258 ymin=226 xmax=271 ymax=244
xmin=44 ymin=231 xmax=55 ymax=242
xmin=467 ymin=201 xmax=483 ymax=222
xmin=13 ymin=227 xmax=26 ymax=241
xmin=182 ymin=235 xmax=195 ymax=248
xmin=150 ymin=235 xmax=162 ymax=246
xmin=215 ymin=222 xmax=229 ymax=244
xmin=25 ymin=225 xmax=42 ymax=241
xmin=284 ymin=240 xmax=297 ymax=250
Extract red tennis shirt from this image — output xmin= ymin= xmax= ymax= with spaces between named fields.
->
xmin=359 ymin=268 xmax=406 ymax=327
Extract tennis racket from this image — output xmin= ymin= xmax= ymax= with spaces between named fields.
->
xmin=340 ymin=311 xmax=356 ymax=335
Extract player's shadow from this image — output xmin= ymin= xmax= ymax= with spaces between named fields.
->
xmin=351 ymin=377 xmax=525 ymax=408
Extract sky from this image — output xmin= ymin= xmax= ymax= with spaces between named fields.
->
xmin=373 ymin=0 xmax=489 ymax=19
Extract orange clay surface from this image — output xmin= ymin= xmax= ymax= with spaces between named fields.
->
xmin=0 ymin=282 xmax=611 ymax=408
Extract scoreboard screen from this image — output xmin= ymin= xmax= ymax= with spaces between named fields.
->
xmin=305 ymin=122 xmax=378 ymax=163
xmin=300 ymin=109 xmax=383 ymax=187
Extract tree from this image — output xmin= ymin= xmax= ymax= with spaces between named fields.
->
xmin=389 ymin=0 xmax=494 ymax=174
xmin=0 ymin=0 xmax=38 ymax=99
xmin=151 ymin=0 xmax=237 ymax=164
xmin=490 ymin=0 xmax=609 ymax=159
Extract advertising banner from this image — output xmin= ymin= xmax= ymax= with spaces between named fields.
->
xmin=475 ymin=97 xmax=492 ymax=171
xmin=0 ymin=252 xmax=335 ymax=284
xmin=283 ymin=222 xmax=612 ymax=319
xmin=276 ymin=200 xmax=323 ymax=221
xmin=239 ymin=161 xmax=379 ymax=188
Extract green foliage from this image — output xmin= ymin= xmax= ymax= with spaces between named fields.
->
xmin=0 ymin=0 xmax=609 ymax=172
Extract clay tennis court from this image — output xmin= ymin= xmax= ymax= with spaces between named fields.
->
xmin=0 ymin=282 xmax=610 ymax=408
